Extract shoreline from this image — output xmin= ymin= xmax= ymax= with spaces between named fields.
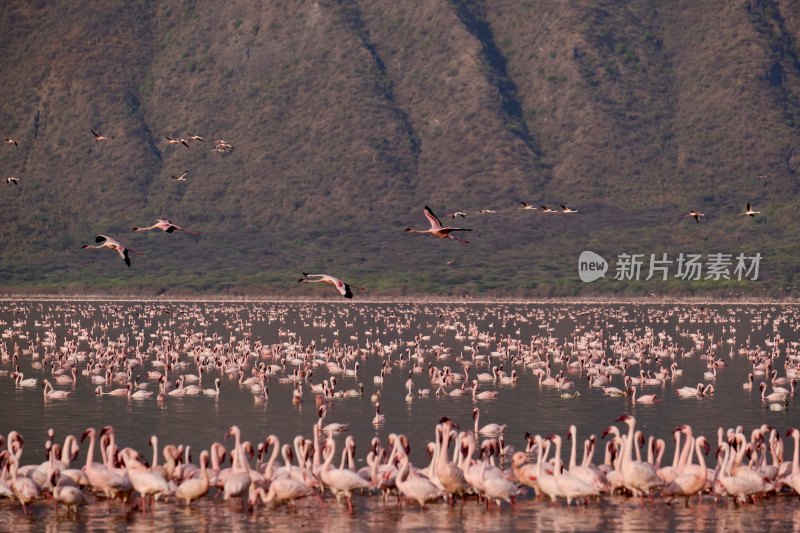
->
xmin=0 ymin=293 xmax=798 ymax=305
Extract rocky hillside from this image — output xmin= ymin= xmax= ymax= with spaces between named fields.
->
xmin=1 ymin=0 xmax=799 ymax=296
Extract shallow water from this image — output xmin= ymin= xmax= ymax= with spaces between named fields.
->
xmin=1 ymin=301 xmax=799 ymax=530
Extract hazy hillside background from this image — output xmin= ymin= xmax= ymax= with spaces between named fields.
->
xmin=1 ymin=0 xmax=799 ymax=297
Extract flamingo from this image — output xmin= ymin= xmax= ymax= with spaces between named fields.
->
xmin=91 ymin=129 xmax=112 ymax=141
xmin=760 ymin=382 xmax=788 ymax=403
xmin=472 ymin=408 xmax=506 ymax=435
xmin=80 ymin=427 xmax=121 ymax=499
xmin=51 ymin=469 xmax=86 ymax=515
xmin=519 ymin=202 xmax=537 ymax=210
xmin=8 ymin=454 xmax=40 ymax=515
xmin=435 ymin=419 xmax=470 ymax=504
xmin=203 ymin=378 xmax=222 ymax=396
xmin=170 ymin=170 xmax=188 ymax=181
xmin=685 ymin=209 xmax=704 ymax=223
xmin=6 ymin=177 xmax=19 ymax=185
xmin=132 ymin=219 xmax=201 ymax=235
xmin=372 ymin=403 xmax=385 ymax=426
xmin=744 ymin=203 xmax=760 ymax=217
xmin=405 ymin=206 xmax=471 ymax=243
xmin=617 ymin=415 xmax=663 ymax=505
xmin=186 ymin=133 xmax=205 ymax=142
xmin=549 ymin=434 xmax=598 ymax=505
xmin=629 ymin=386 xmax=658 ymax=404
xmin=319 ymin=438 xmax=370 ymax=511
xmin=394 ymin=457 xmax=442 ymax=509
xmin=175 ymin=450 xmax=210 ymax=506
xmin=4 ymin=138 xmax=18 ymax=146
xmin=81 ymin=235 xmax=142 ymax=267
xmin=662 ymin=436 xmax=709 ymax=506
xmin=222 ymin=426 xmax=253 ymax=509
xmin=317 ymin=406 xmax=349 ymax=434
xmin=560 ymin=205 xmax=578 ymax=213
xmin=298 ymin=273 xmax=365 ymax=299
xmin=784 ymin=428 xmax=800 ymax=495
xmin=471 ymin=379 xmax=498 ymax=400
xmin=250 ymin=477 xmax=315 ymax=509
xmin=480 ymin=459 xmax=520 ymax=509
xmin=165 ymin=136 xmax=190 ymax=148
xmin=540 ymin=206 xmax=556 ymax=212
xmin=122 ymin=444 xmax=171 ymax=513
xmin=42 ymin=379 xmax=71 ymax=398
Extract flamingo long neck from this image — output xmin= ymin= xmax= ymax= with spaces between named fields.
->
xmin=553 ymin=437 xmax=563 ymax=478
xmin=312 ymin=426 xmax=321 ymax=469
xmin=623 ymin=419 xmax=636 ymax=466
xmin=792 ymin=432 xmax=800 ymax=474
xmin=338 ymin=442 xmax=348 ymax=470
xmin=473 ymin=410 xmax=479 ymax=434
xmin=634 ymin=431 xmax=643 ymax=462
xmin=430 ymin=426 xmax=442 ymax=472
xmin=569 ymin=427 xmax=578 ymax=470
xmin=200 ymin=452 xmax=209 ymax=484
xmin=654 ymin=440 xmax=665 ymax=468
xmin=452 ymin=432 xmax=462 ymax=465
xmin=151 ymin=436 xmax=160 ymax=468
xmin=100 ymin=434 xmax=114 ymax=468
xmin=694 ymin=440 xmax=707 ymax=473
xmin=84 ymin=430 xmax=96 ymax=470
xmin=293 ymin=437 xmax=305 ymax=469
xmin=210 ymin=443 xmax=222 ymax=471
xmin=646 ymin=436 xmax=655 ymax=464
xmin=438 ymin=425 xmax=451 ymax=468
xmin=282 ymin=445 xmax=294 ymax=469
xmin=668 ymin=431 xmax=682 ymax=468
xmin=264 ymin=438 xmax=280 ymax=478
xmin=322 ymin=440 xmax=335 ymax=471
xmin=581 ymin=440 xmax=593 ymax=468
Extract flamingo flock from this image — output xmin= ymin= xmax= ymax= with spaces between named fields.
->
xmin=3 ymin=416 xmax=800 ymax=516
xmin=1 ymin=301 xmax=800 ymax=519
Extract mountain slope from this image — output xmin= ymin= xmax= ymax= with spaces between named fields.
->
xmin=0 ymin=0 xmax=798 ymax=297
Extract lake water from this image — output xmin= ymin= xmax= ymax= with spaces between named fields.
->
xmin=0 ymin=300 xmax=798 ymax=531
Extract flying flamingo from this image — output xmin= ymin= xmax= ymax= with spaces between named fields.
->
xmin=170 ymin=171 xmax=188 ymax=181
xmin=685 ymin=209 xmax=704 ymax=223
xmin=132 ymin=219 xmax=200 ymax=235
xmin=561 ymin=205 xmax=578 ymax=213
xmin=6 ymin=177 xmax=19 ymax=185
xmin=165 ymin=136 xmax=190 ymax=148
xmin=91 ymin=129 xmax=112 ymax=141
xmin=519 ymin=202 xmax=537 ymax=210
xmin=4 ymin=138 xmax=18 ymax=146
xmin=298 ymin=273 xmax=365 ymax=299
xmin=744 ymin=203 xmax=760 ymax=217
xmin=405 ymin=206 xmax=471 ymax=243
xmin=81 ymin=235 xmax=142 ymax=267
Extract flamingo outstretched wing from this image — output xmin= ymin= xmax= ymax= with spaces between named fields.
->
xmin=423 ymin=206 xmax=443 ymax=230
